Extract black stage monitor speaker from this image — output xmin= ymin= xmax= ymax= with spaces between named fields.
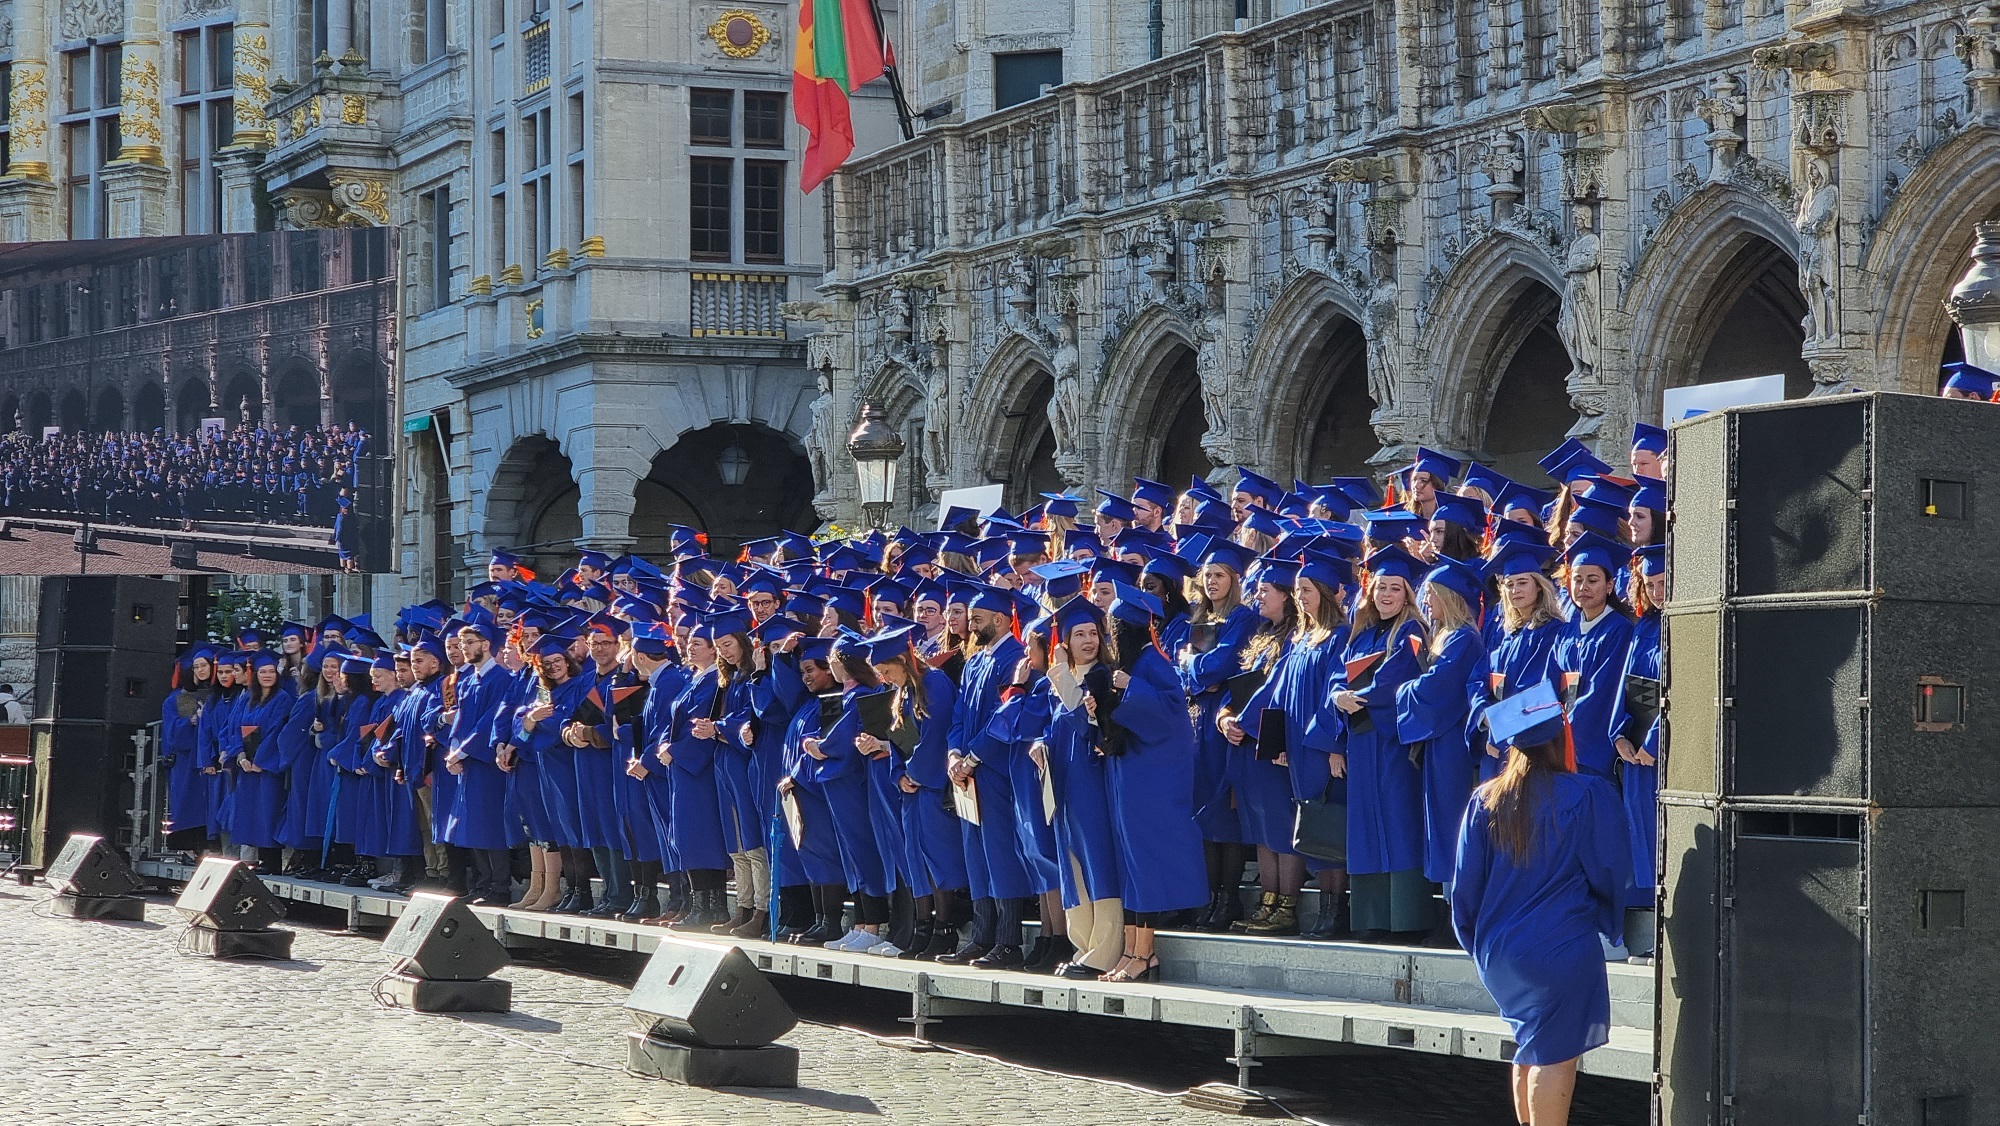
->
xmin=381 ymin=893 xmax=509 ymax=981
xmin=174 ymin=856 xmax=284 ymax=931
xmin=45 ymin=833 xmax=140 ymax=898
xmin=624 ymin=939 xmax=796 ymax=1048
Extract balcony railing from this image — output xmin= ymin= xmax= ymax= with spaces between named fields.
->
xmin=523 ymin=19 xmax=551 ymax=96
xmin=690 ymin=272 xmax=789 ymax=338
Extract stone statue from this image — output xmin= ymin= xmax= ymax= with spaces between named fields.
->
xmin=804 ymin=365 xmax=836 ymax=499
xmin=1047 ymin=314 xmax=1084 ymax=459
xmin=1556 ymin=204 xmax=1602 ymax=379
xmin=922 ymin=351 xmax=952 ymax=481
xmin=239 ymin=396 xmax=254 ymax=429
xmin=1195 ymin=283 xmax=1233 ymax=462
xmin=1795 ymin=155 xmax=1842 ymax=345
xmin=1697 ymin=74 xmax=1748 ymax=178
xmin=1361 ymin=269 xmax=1401 ymax=413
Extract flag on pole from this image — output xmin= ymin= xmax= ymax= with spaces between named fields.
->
xmin=793 ymin=0 xmax=888 ymax=193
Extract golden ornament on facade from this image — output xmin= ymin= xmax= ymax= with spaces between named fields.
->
xmin=341 ymin=94 xmax=367 ymax=125
xmin=707 ymin=10 xmax=772 ymax=59
xmin=577 ymin=234 xmax=606 ymax=258
xmin=469 ymin=274 xmax=494 ymax=296
xmin=329 ymin=171 xmax=393 ymax=226
xmin=525 ymin=299 xmax=546 ymax=339
xmin=544 ymin=247 xmax=570 ymax=272
xmin=498 ymin=264 xmax=525 ymax=287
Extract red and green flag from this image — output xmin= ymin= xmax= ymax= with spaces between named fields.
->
xmin=794 ymin=0 xmax=888 ymax=193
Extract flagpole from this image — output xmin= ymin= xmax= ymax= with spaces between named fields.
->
xmin=866 ymin=0 xmax=917 ymax=140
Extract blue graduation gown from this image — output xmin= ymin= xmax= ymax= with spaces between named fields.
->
xmin=381 ymin=681 xmax=438 ymax=858
xmin=992 ymin=676 xmax=1061 ymax=896
xmin=1287 ymin=625 xmax=1353 ymax=808
xmin=1397 ymin=625 xmax=1484 ymax=883
xmin=196 ymin=689 xmax=239 ymax=839
xmin=624 ymin=662 xmax=678 ymax=865
xmin=1469 ymin=618 xmax=1563 ymax=781
xmin=516 ymin=668 xmax=592 ymax=849
xmin=950 ymin=635 xmax=1034 ymax=900
xmin=1234 ymin=632 xmax=1333 ymax=853
xmin=658 ymin=666 xmax=730 ymax=872
xmin=1336 ymin=619 xmax=1427 ymax=876
xmin=160 ymin=689 xmax=209 ymax=837
xmin=332 ymin=692 xmax=390 ymax=855
xmin=1619 ymin=611 xmax=1661 ymax=904
xmin=776 ymin=681 xmax=843 ymax=887
xmin=1551 ymin=608 xmax=1636 ymax=779
xmin=273 ymin=691 xmax=326 ymax=851
xmin=423 ymin=671 xmax=463 ymax=846
xmin=1450 ymin=774 xmax=1633 ymax=1066
xmin=493 ymin=668 xmax=556 ymax=845
xmin=443 ymin=661 xmax=520 ymax=850
xmin=578 ymin=663 xmax=642 ymax=854
xmin=712 ymin=675 xmax=763 ymax=855
xmin=895 ymin=669 xmax=966 ymax=896
xmin=228 ymin=688 xmax=296 ymax=849
xmin=1180 ymin=605 xmax=1262 ymax=843
xmin=1043 ymin=682 xmax=1121 ymax=909
xmin=812 ymin=688 xmax=898 ymax=897
xmin=1103 ymin=644 xmax=1208 ymax=913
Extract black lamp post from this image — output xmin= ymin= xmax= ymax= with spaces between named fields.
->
xmin=845 ymin=401 xmax=904 ymax=531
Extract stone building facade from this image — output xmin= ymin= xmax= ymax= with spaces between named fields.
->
xmin=810 ymin=0 xmax=2000 ymax=525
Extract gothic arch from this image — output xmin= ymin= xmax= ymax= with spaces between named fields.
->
xmin=1866 ymin=126 xmax=2000 ymax=393
xmin=967 ymin=332 xmax=1059 ymax=508
xmin=481 ymin=432 xmax=580 ymax=571
xmin=1420 ymin=232 xmax=1569 ymax=452
xmin=1245 ymin=271 xmax=1373 ymax=481
xmin=1623 ymin=183 xmax=1805 ymax=414
xmin=1093 ymin=306 xmax=1201 ymax=490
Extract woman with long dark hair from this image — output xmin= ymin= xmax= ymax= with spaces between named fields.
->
xmin=1215 ymin=559 xmax=1309 ymax=936
xmin=1180 ymin=540 xmax=1263 ymax=932
xmin=274 ymin=651 xmax=336 ymax=875
xmin=230 ymin=653 xmax=297 ymax=871
xmin=1550 ymin=532 xmax=1635 ymax=782
xmin=803 ymin=633 xmax=899 ymax=953
xmin=330 ymin=654 xmax=388 ymax=886
xmin=654 ymin=618 xmax=735 ymax=930
xmin=1034 ymin=600 xmax=1125 ymax=977
xmin=710 ymin=626 xmax=772 ymax=936
xmin=1616 ymin=545 xmax=1666 ymax=954
xmin=197 ymin=651 xmax=246 ymax=852
xmin=869 ymin=632 xmax=966 ymax=959
xmin=160 ymin=646 xmax=217 ymax=852
xmin=1451 ymin=682 xmax=1632 ymax=1126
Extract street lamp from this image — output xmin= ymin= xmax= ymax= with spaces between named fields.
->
xmin=1947 ymin=220 xmax=2000 ymax=373
xmin=846 ymin=401 xmax=904 ymax=530
xmin=716 ymin=443 xmax=752 ymax=487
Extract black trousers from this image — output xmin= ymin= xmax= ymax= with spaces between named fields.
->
xmin=968 ymin=896 xmax=1025 ymax=947
xmin=468 ymin=848 xmax=512 ymax=902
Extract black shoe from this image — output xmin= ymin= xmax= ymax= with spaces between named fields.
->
xmin=1303 ymin=902 xmax=1353 ymax=941
xmin=1213 ymin=890 xmax=1246 ymax=931
xmin=1027 ymin=935 xmax=1072 ymax=973
xmin=919 ymin=927 xmax=958 ymax=961
xmin=1020 ymin=936 xmax=1052 ymax=971
xmin=793 ymin=918 xmax=834 ymax=946
xmin=935 ymin=942 xmax=988 ymax=966
xmin=582 ymin=898 xmax=629 ymax=918
xmin=711 ymin=907 xmax=753 ymax=935
xmin=970 ymin=943 xmax=1025 ymax=969
xmin=622 ymin=895 xmax=659 ymax=922
xmin=731 ymin=910 xmax=770 ymax=940
xmin=670 ymin=889 xmax=729 ymax=930
xmin=564 ymin=891 xmax=594 ymax=915
xmin=1354 ymin=929 xmax=1392 ymax=944
xmin=550 ymin=889 xmax=580 ymax=913
xmin=771 ymin=925 xmax=803 ymax=943
xmin=901 ymin=920 xmax=934 ymax=960
xmin=1389 ymin=929 xmax=1432 ymax=946
xmin=1189 ymin=889 xmax=1223 ymax=931
xmin=1057 ymin=962 xmax=1104 ymax=980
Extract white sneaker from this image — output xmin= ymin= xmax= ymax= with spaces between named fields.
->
xmin=823 ymin=929 xmax=864 ymax=950
xmin=865 ymin=939 xmax=903 ymax=957
xmin=836 ymin=930 xmax=885 ymax=952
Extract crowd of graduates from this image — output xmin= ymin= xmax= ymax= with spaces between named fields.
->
xmin=156 ymin=426 xmax=1665 ymax=1014
xmin=0 ymin=421 xmax=369 ymax=533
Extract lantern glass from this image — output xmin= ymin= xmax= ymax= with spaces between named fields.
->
xmin=854 ymin=455 xmax=897 ymax=508
xmin=1963 ymin=321 xmax=2000 ymax=374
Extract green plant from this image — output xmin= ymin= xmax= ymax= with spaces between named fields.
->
xmin=205 ymin=586 xmax=287 ymax=644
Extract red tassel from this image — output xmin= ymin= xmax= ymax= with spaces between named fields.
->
xmin=515 ymin=564 xmax=538 ymax=583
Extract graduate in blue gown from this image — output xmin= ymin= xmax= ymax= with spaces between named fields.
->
xmin=989 ymin=623 xmax=1064 ymax=967
xmin=491 ymin=637 xmax=555 ymax=902
xmin=1099 ymin=582 xmax=1208 ymax=978
xmin=196 ymin=653 xmax=245 ymax=848
xmin=1330 ymin=544 xmax=1432 ymax=940
xmin=709 ymin=624 xmax=770 ymax=935
xmin=1217 ymin=556 xmax=1312 ymax=938
xmin=652 ymin=617 xmax=733 ymax=930
xmin=510 ymin=634 xmax=592 ymax=909
xmin=228 ymin=653 xmax=295 ymax=863
xmin=869 ymin=628 xmax=966 ymax=958
xmin=806 ymin=632 xmax=902 ymax=954
xmin=614 ymin=622 xmax=681 ymax=920
xmin=769 ymin=634 xmax=849 ymax=944
xmin=273 ymin=655 xmax=336 ymax=866
xmin=1281 ymin=554 xmax=1358 ymax=940
xmin=160 ymin=648 xmax=216 ymax=848
xmin=378 ymin=638 xmax=445 ymax=892
xmin=942 ymin=584 xmax=1033 ymax=968
xmin=1035 ymin=599 xmax=1125 ymax=977
xmin=442 ymin=615 xmax=520 ymax=904
xmin=1469 ymin=539 xmax=1565 ymax=783
xmin=1616 ymin=546 xmax=1665 ymax=939
xmin=1177 ymin=540 xmax=1263 ymax=932
xmin=1396 ymin=557 xmax=1488 ymax=944
xmin=1550 ymin=533 xmax=1636 ymax=781
xmin=330 ymin=655 xmax=389 ymax=872
xmin=1451 ymin=681 xmax=1632 ymax=1122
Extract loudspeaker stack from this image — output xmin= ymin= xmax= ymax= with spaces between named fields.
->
xmin=376 ymin=892 xmax=513 ymax=1012
xmin=622 ymin=938 xmax=799 ymax=1088
xmin=172 ymin=855 xmax=293 ymax=959
xmin=44 ymin=832 xmax=146 ymax=921
xmin=1660 ymin=392 xmax=2000 ymax=1126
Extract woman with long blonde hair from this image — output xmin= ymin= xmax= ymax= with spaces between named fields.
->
xmin=1394 ymin=557 xmax=1487 ymax=947
xmin=1213 ymin=561 xmax=1304 ymax=935
xmin=1471 ymin=538 xmax=1565 ymax=783
xmin=1179 ymin=541 xmax=1264 ymax=932
xmin=1329 ymin=545 xmax=1431 ymax=941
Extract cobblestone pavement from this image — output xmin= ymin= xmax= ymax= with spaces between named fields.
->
xmin=0 ymin=885 xmax=1216 ymax=1126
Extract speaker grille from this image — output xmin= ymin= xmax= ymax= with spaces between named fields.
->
xmin=1732 ymin=399 xmax=1869 ymax=597
xmin=1729 ymin=604 xmax=1866 ymax=800
xmin=1663 ymin=609 xmax=1720 ymax=795
xmin=1668 ymin=411 xmax=1728 ymax=605
xmin=1657 ymin=802 xmax=1720 ymax=1126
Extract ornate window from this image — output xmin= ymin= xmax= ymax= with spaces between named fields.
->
xmin=522 ymin=105 xmax=552 ymax=272
xmin=58 ymin=43 xmax=122 ymax=239
xmin=686 ymin=89 xmax=789 ymax=265
xmin=173 ymin=23 xmax=235 ymax=234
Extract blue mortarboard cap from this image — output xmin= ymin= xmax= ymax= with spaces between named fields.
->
xmin=412 ymin=635 xmax=447 ymax=663
xmin=820 ymin=585 xmax=866 ymax=620
xmin=339 ymin=654 xmax=375 ymax=676
xmin=1094 ymin=490 xmax=1137 ymax=523
xmin=531 ymin=634 xmax=574 ymax=660
xmin=1299 ymin=550 xmax=1355 ymax=591
xmin=1234 ymin=468 xmax=1284 ymax=505
xmin=793 ymin=635 xmax=836 ymax=664
xmin=1006 ymin=530 xmax=1051 ymax=556
xmin=965 ymin=537 xmax=1011 ymax=570
xmin=1107 ymin=581 xmax=1164 ymax=626
xmin=234 ymin=628 xmax=265 ymax=647
xmin=1050 ymin=596 xmax=1107 ymax=640
xmin=585 ymin=612 xmax=629 ymax=637
xmin=858 ymin=625 xmax=921 ymax=665
xmin=279 ymin=621 xmax=311 ymax=640
xmin=1944 ymin=361 xmax=2000 ymax=398
xmin=1494 ymin=482 xmax=1554 ymax=518
xmin=939 ymin=505 xmax=981 ymax=533
xmin=1130 ymin=478 xmax=1177 ymax=510
xmin=1486 ymin=539 xmax=1561 ymax=578
xmin=1277 ymin=491 xmax=1314 ymax=519
xmin=489 ymin=549 xmax=521 ymax=568
xmin=348 ymin=627 xmax=387 ymax=653
xmin=1460 ymin=463 xmax=1513 ymax=499
xmin=1632 ymin=422 xmax=1669 ymax=454
xmin=1568 ymin=494 xmax=1627 ymax=538
xmin=1429 ymin=493 xmax=1486 ymax=532
xmin=1306 ymin=484 xmax=1355 ymax=520
xmin=577 ymin=549 xmax=612 ymax=571
xmin=694 ymin=609 xmax=752 ymax=642
xmin=751 ymin=614 xmax=804 ymax=645
xmin=1089 ymin=557 xmax=1141 ymax=587
xmin=1332 ymin=476 xmax=1384 ymax=510
xmin=1546 ymin=446 xmax=1614 ymax=487
xmin=248 ymin=650 xmax=280 ymax=670
xmin=1140 ymin=544 xmax=1196 ymax=583
xmin=1358 ymin=506 xmax=1426 ymax=545
xmin=1581 ymin=476 xmax=1637 ymax=511
xmin=1241 ymin=505 xmax=1288 ymax=539
xmin=1248 ymin=555 xmax=1300 ymax=589
xmin=1629 ymin=475 xmax=1667 ymax=512
xmin=1410 ymin=447 xmax=1462 ymax=484
xmin=315 ymin=615 xmax=353 ymax=638
xmin=1422 ymin=557 xmax=1485 ymax=602
xmin=1362 ymin=543 xmax=1425 ymax=583
xmin=897 ymin=540 xmax=940 ymax=568
xmin=738 ymin=569 xmax=787 ymax=599
xmin=1038 ymin=492 xmax=1084 ymax=519
xmin=865 ymin=575 xmax=913 ymax=608
xmin=965 ymin=584 xmax=1016 ymax=615
xmin=1563 ymin=531 xmax=1626 ymax=576
xmin=1062 ymin=528 xmax=1104 ymax=557
xmin=1197 ymin=538 xmax=1257 ymax=575
xmin=1635 ymin=544 xmax=1667 ymax=577
xmin=1488 ymin=680 xmax=1567 ymax=748
xmin=630 ymin=620 xmax=674 ymax=656
xmin=1536 ymin=439 xmax=1590 ymax=477
xmin=1030 ymin=559 xmax=1090 ymax=601
xmin=783 ymin=588 xmax=827 ymax=620
xmin=1187 ymin=475 xmax=1224 ymax=501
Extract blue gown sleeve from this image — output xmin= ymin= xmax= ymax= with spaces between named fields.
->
xmin=1354 ymin=620 xmax=1424 ymax=711
xmin=1181 ymin=607 xmax=1259 ymax=693
xmin=810 ymin=700 xmax=867 ymax=782
xmin=1395 ymin=627 xmax=1480 ymax=745
xmin=1580 ymin=778 xmax=1634 ymax=944
xmin=1449 ymin=795 xmax=1491 ymax=951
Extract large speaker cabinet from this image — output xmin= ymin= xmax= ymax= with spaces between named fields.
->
xmin=1659 ymin=393 xmax=2000 ymax=1126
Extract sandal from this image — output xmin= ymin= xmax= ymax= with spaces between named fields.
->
xmin=1100 ymin=954 xmax=1160 ymax=983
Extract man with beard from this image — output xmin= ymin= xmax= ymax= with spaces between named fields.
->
xmin=938 ymin=585 xmax=1033 ymax=969
xmin=442 ymin=613 xmax=518 ymax=904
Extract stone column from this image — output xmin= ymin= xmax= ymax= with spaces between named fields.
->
xmin=103 ymin=0 xmax=170 ymax=238
xmin=327 ymin=0 xmax=354 ymax=62
xmin=573 ymin=426 xmax=646 ymax=553
xmin=0 ymin=0 xmax=58 ymax=241
xmin=228 ymin=0 xmax=277 ymax=148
